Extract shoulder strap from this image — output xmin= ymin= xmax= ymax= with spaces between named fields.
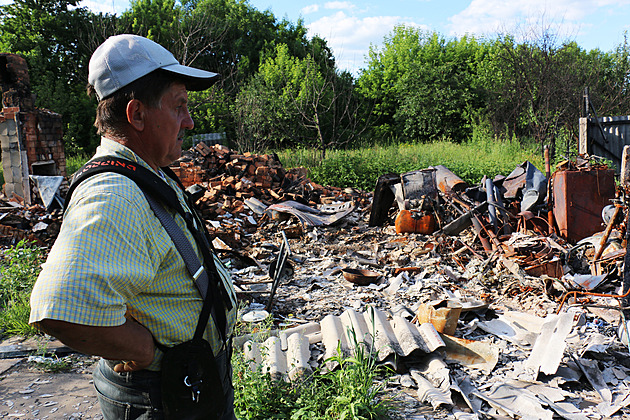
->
xmin=65 ymin=156 xmax=187 ymax=217
xmin=143 ymin=190 xmax=226 ymax=344
xmin=66 ymin=156 xmax=231 ymax=343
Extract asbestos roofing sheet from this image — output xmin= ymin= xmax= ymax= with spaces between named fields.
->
xmin=524 ymin=312 xmax=574 ymax=376
xmin=242 ymin=307 xmax=498 ymax=383
xmin=244 ymin=334 xmax=311 ymax=382
xmin=476 ymin=310 xmax=546 ymax=349
xmin=320 ymin=308 xmax=445 ymax=365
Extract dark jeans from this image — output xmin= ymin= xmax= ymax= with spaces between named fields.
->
xmin=93 ymin=350 xmax=235 ymax=420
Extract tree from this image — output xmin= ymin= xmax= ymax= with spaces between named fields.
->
xmin=478 ymin=28 xmax=630 ymax=158
xmin=395 ymin=34 xmax=487 ymax=141
xmin=357 ymin=27 xmax=486 ymax=141
xmin=357 ymin=25 xmax=424 ymax=138
xmin=235 ymin=43 xmax=367 ymax=157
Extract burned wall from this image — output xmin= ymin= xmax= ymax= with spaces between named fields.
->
xmin=0 ymin=54 xmax=32 ymax=110
xmin=0 ymin=53 xmax=66 ymax=202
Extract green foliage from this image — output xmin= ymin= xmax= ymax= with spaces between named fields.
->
xmin=236 ymin=43 xmax=365 ymax=155
xmin=0 ymin=240 xmax=44 ymax=337
xmin=65 ymin=152 xmax=92 ymax=176
xmin=123 ymin=0 xmax=181 ymax=44
xmin=292 ymin=338 xmax=390 ymax=420
xmin=357 ymin=27 xmax=488 ymax=142
xmin=2 ymin=0 xmax=630 ymax=163
xmin=233 ymin=351 xmax=297 ymax=419
xmin=0 ymin=0 xmax=103 ymax=153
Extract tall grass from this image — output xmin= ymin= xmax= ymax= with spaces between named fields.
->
xmin=2 ymin=137 xmax=542 ymax=194
xmin=276 ymin=138 xmax=544 ymax=191
xmin=66 ymin=152 xmax=92 ymax=176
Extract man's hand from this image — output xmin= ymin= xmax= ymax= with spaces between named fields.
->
xmin=113 ymin=360 xmax=147 ymax=373
xmin=34 ymin=318 xmax=155 ymax=370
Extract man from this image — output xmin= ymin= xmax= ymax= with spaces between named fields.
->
xmin=29 ymin=34 xmax=237 ymax=419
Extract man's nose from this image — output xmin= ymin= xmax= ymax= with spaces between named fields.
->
xmin=182 ymin=110 xmax=194 ymax=130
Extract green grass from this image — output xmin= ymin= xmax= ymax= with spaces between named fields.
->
xmin=276 ymin=138 xmax=544 ymax=191
xmin=0 ymin=240 xmax=44 ymax=337
xmin=54 ymin=136 xmax=542 ymax=192
xmin=233 ymin=324 xmax=391 ymax=420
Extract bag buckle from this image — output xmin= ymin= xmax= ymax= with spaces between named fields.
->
xmin=184 ymin=375 xmax=202 ymax=403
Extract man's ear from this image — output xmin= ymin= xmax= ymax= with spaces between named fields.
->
xmin=126 ymin=99 xmax=145 ymax=131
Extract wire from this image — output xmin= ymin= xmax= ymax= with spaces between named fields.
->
xmin=557 ymin=286 xmax=630 ymax=314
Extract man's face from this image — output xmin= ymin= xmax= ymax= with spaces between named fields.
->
xmin=143 ymin=82 xmax=193 ymax=168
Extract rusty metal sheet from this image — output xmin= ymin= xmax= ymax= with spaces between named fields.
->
xmin=524 ymin=259 xmax=563 ymax=279
xmin=502 ymin=163 xmax=527 ymax=198
xmin=432 ymin=165 xmax=467 ymax=193
xmin=565 ymin=273 xmax=608 ymax=290
xmin=552 ymin=169 xmax=615 ymax=243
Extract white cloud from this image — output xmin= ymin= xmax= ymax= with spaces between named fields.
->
xmin=301 ymin=4 xmax=320 ymax=15
xmin=447 ymin=0 xmax=630 ymax=41
xmin=324 ymin=1 xmax=356 ymax=11
xmin=307 ymin=11 xmax=427 ymax=74
xmin=78 ymin=0 xmax=128 ymax=15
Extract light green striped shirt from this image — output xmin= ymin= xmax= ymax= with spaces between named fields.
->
xmin=30 ymin=138 xmax=237 ymax=370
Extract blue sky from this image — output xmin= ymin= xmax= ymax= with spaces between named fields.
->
xmin=7 ymin=0 xmax=630 ymax=75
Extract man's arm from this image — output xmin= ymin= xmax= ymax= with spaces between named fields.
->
xmin=34 ymin=318 xmax=154 ymax=372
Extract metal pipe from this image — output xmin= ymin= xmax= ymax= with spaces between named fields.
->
xmin=471 ymin=214 xmax=492 ymax=254
xmin=485 ymin=178 xmax=497 ymax=233
xmin=592 ymin=205 xmax=621 ymax=263
xmin=545 ymin=146 xmax=555 ymax=234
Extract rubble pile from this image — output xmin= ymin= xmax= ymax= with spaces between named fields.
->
xmin=169 ymin=143 xmax=371 ymax=248
xmin=225 ymin=154 xmax=630 ymax=419
xmin=4 ymin=143 xmax=630 ymax=418
xmin=0 ymin=197 xmax=60 ymax=246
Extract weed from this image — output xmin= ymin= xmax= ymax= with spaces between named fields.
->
xmin=0 ymin=240 xmax=44 ymax=337
xmin=28 ymin=354 xmax=72 ymax=373
xmin=233 ymin=351 xmax=297 ymax=419
xmin=291 ymin=342 xmax=390 ymax=420
xmin=233 ymin=319 xmax=391 ymax=419
xmin=27 ymin=339 xmax=72 ymax=372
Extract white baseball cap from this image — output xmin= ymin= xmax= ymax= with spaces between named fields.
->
xmin=88 ymin=34 xmax=220 ymax=100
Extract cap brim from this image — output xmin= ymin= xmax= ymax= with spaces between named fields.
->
xmin=161 ymin=63 xmax=221 ymax=91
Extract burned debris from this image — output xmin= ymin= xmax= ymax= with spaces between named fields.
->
xmin=3 ymin=134 xmax=630 ymax=418
xmin=199 ymin=143 xmax=630 ymax=418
